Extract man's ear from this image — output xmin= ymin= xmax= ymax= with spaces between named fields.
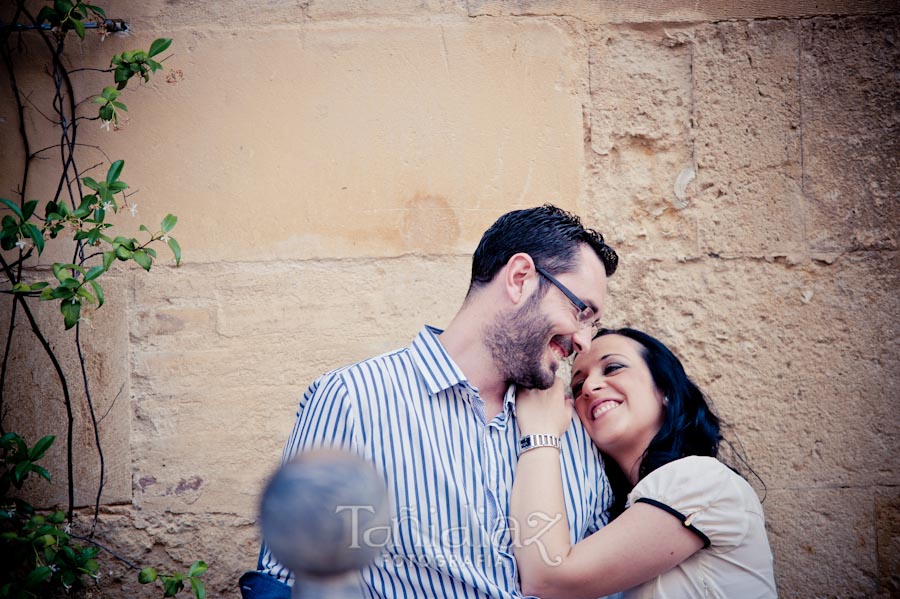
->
xmin=503 ymin=253 xmax=538 ymax=305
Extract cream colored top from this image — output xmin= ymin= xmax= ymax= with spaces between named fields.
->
xmin=624 ymin=456 xmax=777 ymax=599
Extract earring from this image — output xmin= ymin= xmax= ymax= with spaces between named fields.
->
xmin=663 ymin=396 xmax=669 ymax=406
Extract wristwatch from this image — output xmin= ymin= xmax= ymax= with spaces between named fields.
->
xmin=518 ymin=434 xmax=561 ymax=455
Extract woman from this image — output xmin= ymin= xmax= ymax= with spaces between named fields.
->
xmin=510 ymin=328 xmax=777 ymax=598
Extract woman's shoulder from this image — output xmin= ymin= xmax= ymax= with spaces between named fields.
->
xmin=629 ymin=456 xmax=756 ymax=511
xmin=628 ymin=456 xmax=765 ymax=552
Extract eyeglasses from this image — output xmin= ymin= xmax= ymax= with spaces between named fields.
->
xmin=534 ymin=265 xmax=600 ymax=336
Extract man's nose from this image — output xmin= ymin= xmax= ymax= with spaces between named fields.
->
xmin=572 ymin=326 xmax=592 ymax=353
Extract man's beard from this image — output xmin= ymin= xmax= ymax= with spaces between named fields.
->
xmin=484 ymin=292 xmax=568 ymax=390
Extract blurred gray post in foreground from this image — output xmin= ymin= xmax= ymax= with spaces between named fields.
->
xmin=260 ymin=450 xmax=390 ymax=599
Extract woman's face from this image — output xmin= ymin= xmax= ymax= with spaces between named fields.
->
xmin=570 ymin=334 xmax=666 ymax=458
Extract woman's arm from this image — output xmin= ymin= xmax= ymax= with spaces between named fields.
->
xmin=511 ymin=383 xmax=704 ymax=599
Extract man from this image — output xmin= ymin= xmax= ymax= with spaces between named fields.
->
xmin=242 ymin=204 xmax=619 ymax=598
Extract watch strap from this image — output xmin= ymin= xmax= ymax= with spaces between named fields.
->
xmin=518 ymin=433 xmax=561 ymax=455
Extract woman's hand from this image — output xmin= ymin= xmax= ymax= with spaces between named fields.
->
xmin=516 ymin=376 xmax=574 ymax=437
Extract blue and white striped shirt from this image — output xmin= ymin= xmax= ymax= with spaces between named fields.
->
xmin=261 ymin=326 xmax=613 ymax=598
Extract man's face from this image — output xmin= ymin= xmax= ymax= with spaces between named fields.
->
xmin=487 ymin=245 xmax=608 ymax=390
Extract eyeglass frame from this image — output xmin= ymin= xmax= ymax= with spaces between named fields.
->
xmin=534 ymin=265 xmax=601 ymax=336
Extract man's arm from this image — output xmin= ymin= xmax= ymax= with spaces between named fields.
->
xmin=258 ymin=370 xmax=362 ymax=584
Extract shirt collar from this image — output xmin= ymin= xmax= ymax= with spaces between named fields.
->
xmin=410 ymin=326 xmax=470 ymax=396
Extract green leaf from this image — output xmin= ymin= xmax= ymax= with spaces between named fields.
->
xmin=87 ymin=4 xmax=106 ymax=17
xmin=72 ymin=17 xmax=85 ymax=39
xmin=12 ymin=282 xmax=31 ymax=293
xmin=22 ymin=200 xmax=38 ymax=220
xmin=114 ymin=66 xmax=130 ymax=84
xmin=14 ymin=461 xmax=31 ymax=485
xmin=108 ymin=181 xmax=129 ymax=192
xmin=145 ymin=247 xmax=157 ymax=258
xmin=115 ymin=246 xmax=132 ymax=260
xmin=163 ymin=577 xmax=184 ymax=597
xmin=81 ymin=558 xmax=99 ymax=574
xmin=161 ymin=214 xmax=177 ymax=233
xmin=99 ymin=104 xmax=114 ymax=122
xmin=51 ymin=287 xmax=74 ymax=300
xmin=132 ymin=249 xmax=152 ymax=271
xmin=37 ymin=6 xmax=56 ymax=24
xmin=102 ymin=251 xmax=116 ymax=271
xmin=52 ymin=264 xmax=66 ymax=283
xmin=40 ymin=287 xmax=55 ymax=301
xmin=190 ymin=577 xmax=206 ymax=599
xmin=138 ymin=567 xmax=158 ymax=584
xmin=28 ymin=436 xmax=55 ymax=461
xmin=107 ymin=160 xmax=124 ymax=184
xmin=32 ymin=465 xmax=51 ymax=482
xmin=82 ymin=177 xmax=101 ymax=191
xmin=85 ymin=265 xmax=105 ymax=282
xmin=61 ymin=300 xmax=81 ymax=330
xmin=89 ymin=281 xmax=105 ymax=308
xmin=76 ymin=286 xmax=96 ymax=303
xmin=0 ymin=198 xmax=23 ymax=220
xmin=101 ymin=86 xmax=119 ymax=100
xmin=24 ymin=223 xmax=44 ymax=254
xmin=112 ymin=101 xmax=128 ymax=111
xmin=148 ymin=38 xmax=173 ymax=57
xmin=80 ymin=546 xmax=100 ymax=560
xmin=168 ymin=237 xmax=182 ymax=266
xmin=48 ymin=510 xmax=65 ymax=524
xmin=25 ymin=565 xmax=52 ymax=587
xmin=188 ymin=561 xmax=208 ymax=577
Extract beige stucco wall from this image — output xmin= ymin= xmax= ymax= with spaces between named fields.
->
xmin=1 ymin=0 xmax=898 ymax=596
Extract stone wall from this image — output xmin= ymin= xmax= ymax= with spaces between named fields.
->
xmin=1 ymin=1 xmax=898 ymax=597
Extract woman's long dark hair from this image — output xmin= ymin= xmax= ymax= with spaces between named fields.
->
xmin=593 ymin=328 xmax=722 ymax=519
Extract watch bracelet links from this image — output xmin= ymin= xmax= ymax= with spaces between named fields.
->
xmin=518 ymin=433 xmax=561 ymax=455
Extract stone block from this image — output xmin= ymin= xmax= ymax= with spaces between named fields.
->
xmin=801 ymin=16 xmax=900 ymax=252
xmin=692 ymin=20 xmax=805 ymax=256
xmin=467 ymin=0 xmax=900 ymax=22
xmin=585 ymin=25 xmax=696 ymax=258
xmin=127 ymin=256 xmax=470 ymax=513
xmin=603 ymin=251 xmax=900 ymax=490
xmin=0 ymin=272 xmax=131 ymax=508
xmin=71 ymin=506 xmax=258 ymax=598
xmin=307 ymin=0 xmax=467 ymax=19
xmin=876 ymin=488 xmax=900 ymax=597
xmin=765 ymin=487 xmax=879 ymax=597
xmin=66 ymin=22 xmax=585 ymax=263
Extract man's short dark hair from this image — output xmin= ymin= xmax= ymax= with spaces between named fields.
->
xmin=467 ymin=204 xmax=618 ymax=296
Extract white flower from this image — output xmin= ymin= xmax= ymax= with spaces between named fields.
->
xmin=14 ymin=239 xmax=27 ymax=250
xmin=129 ymin=203 xmax=138 ymax=217
xmin=102 ymin=201 xmax=113 ymax=211
xmin=100 ymin=119 xmax=112 ymax=131
xmin=64 ymin=523 xmax=72 ymax=534
xmin=49 ymin=564 xmax=59 ymax=573
xmin=70 ymin=297 xmax=79 ymax=304
xmin=160 ymin=234 xmax=170 ymax=243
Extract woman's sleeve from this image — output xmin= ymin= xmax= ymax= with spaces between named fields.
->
xmin=626 ymin=456 xmax=752 ymax=553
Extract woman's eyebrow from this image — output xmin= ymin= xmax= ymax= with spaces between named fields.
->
xmin=572 ymin=353 xmax=628 ymax=378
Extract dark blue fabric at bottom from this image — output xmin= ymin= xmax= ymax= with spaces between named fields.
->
xmin=239 ymin=571 xmax=292 ymax=599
